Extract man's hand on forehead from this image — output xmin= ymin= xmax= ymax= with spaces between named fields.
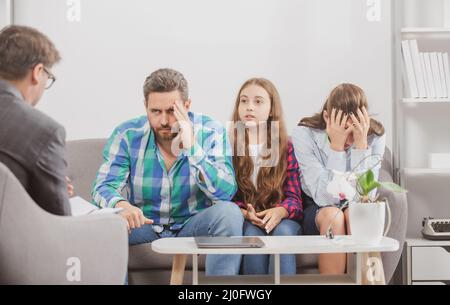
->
xmin=172 ymin=99 xmax=194 ymax=150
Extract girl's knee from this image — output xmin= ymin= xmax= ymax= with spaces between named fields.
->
xmin=243 ymin=221 xmax=265 ymax=236
xmin=316 ymin=207 xmax=345 ymax=232
xmin=317 ymin=207 xmax=344 ymax=223
xmin=272 ymin=219 xmax=301 ymax=236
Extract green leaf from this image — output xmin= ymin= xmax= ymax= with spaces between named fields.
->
xmin=357 ymin=170 xmax=380 ymax=195
xmin=366 ymin=181 xmax=381 ymax=194
xmin=378 ymin=182 xmax=407 ymax=193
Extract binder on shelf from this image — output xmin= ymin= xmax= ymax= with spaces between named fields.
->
xmin=443 ymin=53 xmax=450 ymax=97
xmin=420 ymin=53 xmax=431 ymax=97
xmin=409 ymin=40 xmax=427 ymax=97
xmin=437 ymin=53 xmax=448 ymax=98
xmin=430 ymin=52 xmax=444 ymax=98
xmin=401 ymin=40 xmax=419 ymax=98
xmin=423 ymin=53 xmax=437 ymax=98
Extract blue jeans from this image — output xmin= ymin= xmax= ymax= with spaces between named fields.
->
xmin=242 ymin=219 xmax=302 ymax=275
xmin=128 ymin=201 xmax=244 ymax=277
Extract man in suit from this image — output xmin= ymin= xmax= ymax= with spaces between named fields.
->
xmin=0 ymin=25 xmax=71 ymax=215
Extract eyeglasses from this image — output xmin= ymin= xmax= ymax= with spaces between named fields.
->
xmin=43 ymin=67 xmax=56 ymax=89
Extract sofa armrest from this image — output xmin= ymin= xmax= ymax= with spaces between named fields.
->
xmin=377 ymin=172 xmax=408 ymax=284
xmin=55 ymin=214 xmax=129 ymax=284
xmin=0 ymin=181 xmax=129 ymax=284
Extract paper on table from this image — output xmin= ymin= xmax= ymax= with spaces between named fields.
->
xmin=69 ymin=196 xmax=123 ymax=216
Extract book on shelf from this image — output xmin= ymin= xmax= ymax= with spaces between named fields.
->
xmin=443 ymin=53 xmax=450 ymax=97
xmin=422 ymin=53 xmax=437 ymax=98
xmin=420 ymin=53 xmax=431 ymax=97
xmin=401 ymin=39 xmax=450 ymax=100
xmin=401 ymin=40 xmax=418 ymax=98
xmin=430 ymin=52 xmax=444 ymax=98
xmin=409 ymin=40 xmax=427 ymax=97
xmin=437 ymin=53 xmax=448 ymax=98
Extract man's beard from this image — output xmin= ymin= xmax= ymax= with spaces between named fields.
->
xmin=155 ymin=127 xmax=178 ymax=142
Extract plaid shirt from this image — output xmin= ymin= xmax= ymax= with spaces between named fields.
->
xmin=234 ymin=141 xmax=303 ymax=220
xmin=92 ymin=112 xmax=237 ymax=232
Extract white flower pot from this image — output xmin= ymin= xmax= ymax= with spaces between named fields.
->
xmin=349 ymin=201 xmax=387 ymax=245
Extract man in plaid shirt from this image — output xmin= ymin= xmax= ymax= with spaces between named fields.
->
xmin=92 ymin=68 xmax=243 ymax=276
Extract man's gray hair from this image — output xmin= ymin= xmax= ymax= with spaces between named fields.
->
xmin=143 ymin=68 xmax=188 ymax=102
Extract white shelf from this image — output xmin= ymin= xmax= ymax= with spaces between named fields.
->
xmin=406 ymin=237 xmax=450 ymax=247
xmin=401 ymin=27 xmax=450 ymax=33
xmin=402 ymin=98 xmax=450 ymax=103
xmin=402 ymin=168 xmax=450 ymax=175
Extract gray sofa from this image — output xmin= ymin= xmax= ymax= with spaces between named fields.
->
xmin=0 ymin=162 xmax=128 ymax=284
xmin=66 ymin=139 xmax=407 ymax=285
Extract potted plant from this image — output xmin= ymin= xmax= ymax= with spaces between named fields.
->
xmin=326 ymin=156 xmax=407 ymax=245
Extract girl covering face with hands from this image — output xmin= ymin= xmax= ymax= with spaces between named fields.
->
xmin=292 ymin=83 xmax=386 ymax=275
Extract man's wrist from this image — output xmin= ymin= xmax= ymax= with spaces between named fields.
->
xmin=183 ymin=130 xmax=195 ymax=150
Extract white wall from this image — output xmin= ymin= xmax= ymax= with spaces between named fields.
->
xmin=0 ymin=0 xmax=13 ymax=28
xmin=13 ymin=0 xmax=393 ymax=149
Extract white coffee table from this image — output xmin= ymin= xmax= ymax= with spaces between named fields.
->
xmin=151 ymin=235 xmax=399 ymax=285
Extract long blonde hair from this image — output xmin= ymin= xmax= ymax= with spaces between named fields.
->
xmin=230 ymin=78 xmax=288 ymax=212
xmin=299 ymin=83 xmax=385 ymax=136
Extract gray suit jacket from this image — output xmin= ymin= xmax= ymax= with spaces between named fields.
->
xmin=0 ymin=79 xmax=70 ymax=215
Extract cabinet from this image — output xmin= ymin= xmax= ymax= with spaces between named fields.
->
xmin=403 ymin=238 xmax=450 ymax=285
